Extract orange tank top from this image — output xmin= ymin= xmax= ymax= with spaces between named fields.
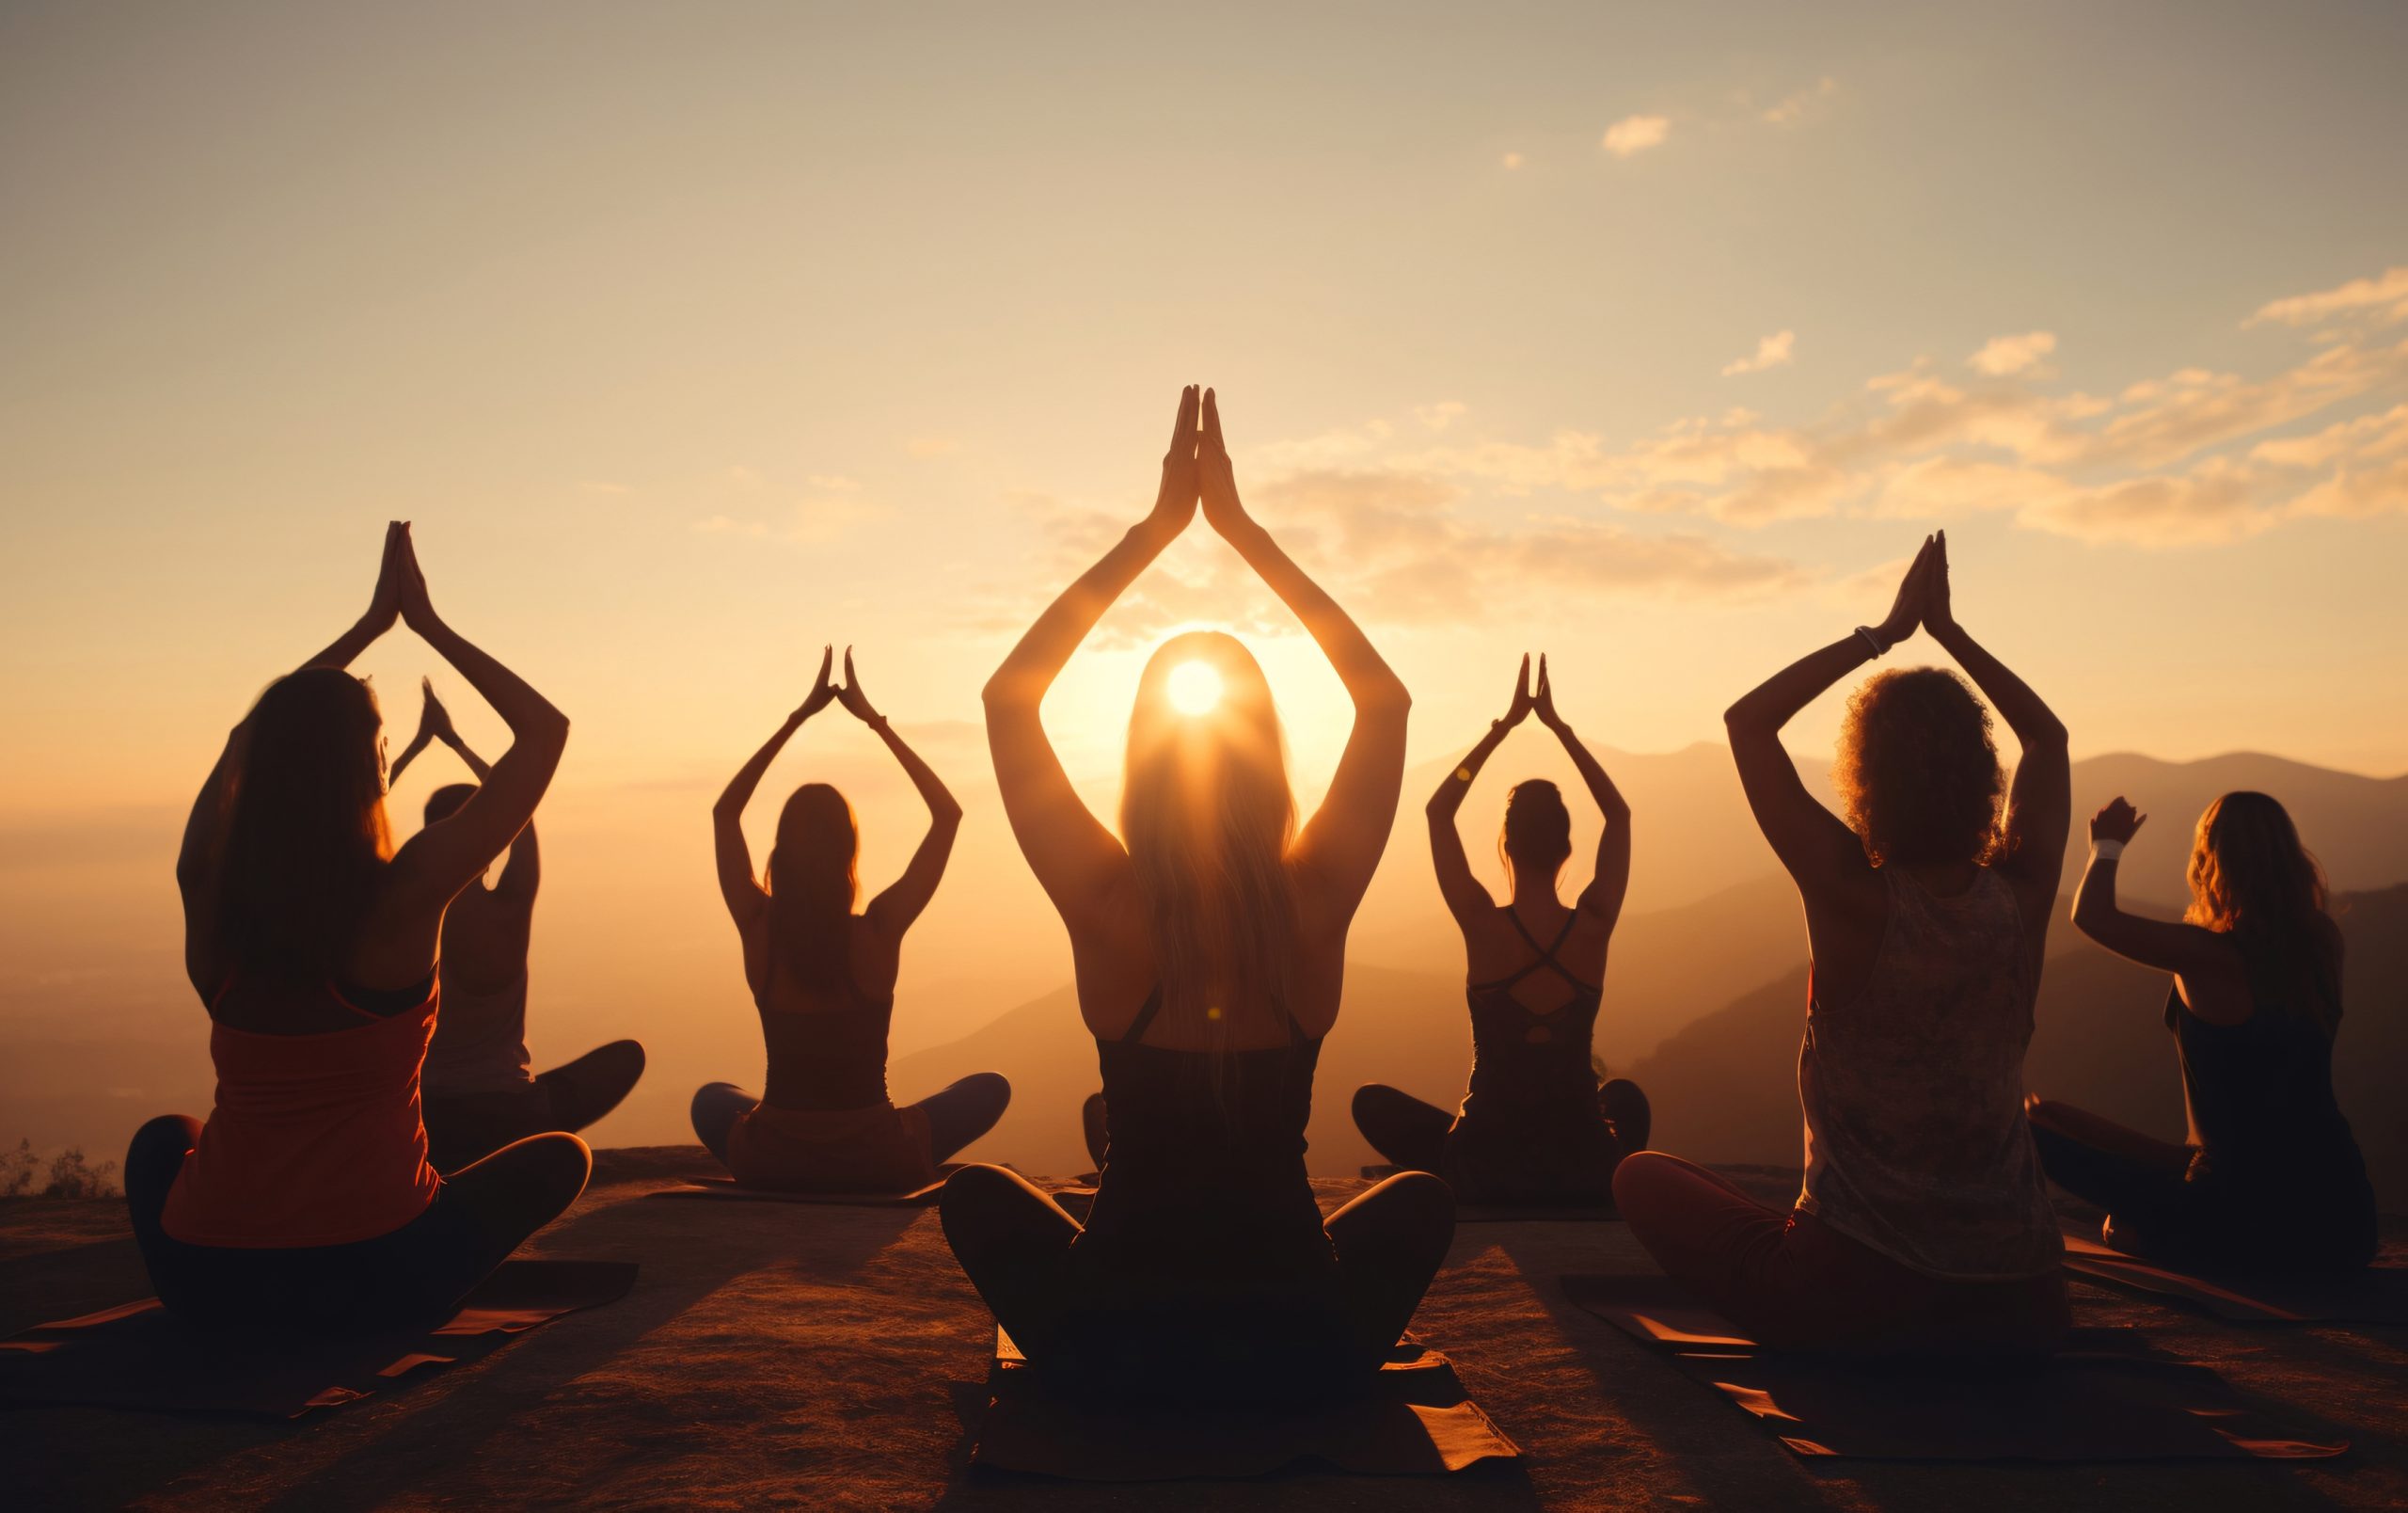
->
xmin=161 ymin=976 xmax=443 ymax=1248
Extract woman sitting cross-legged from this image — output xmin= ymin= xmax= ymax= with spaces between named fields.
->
xmin=2028 ymin=791 xmax=2376 ymax=1276
xmin=1614 ymin=531 xmax=2072 ymax=1354
xmin=127 ymin=522 xmax=591 ymax=1335
xmin=943 ymin=387 xmax=1454 ymax=1406
xmin=1353 ymin=654 xmax=1648 ymax=1205
xmin=691 ymin=647 xmax=1009 ymax=1193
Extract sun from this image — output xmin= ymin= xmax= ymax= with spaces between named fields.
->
xmin=1166 ymin=660 xmax=1224 ymax=716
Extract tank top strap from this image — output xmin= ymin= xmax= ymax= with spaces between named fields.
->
xmin=1120 ymin=986 xmax=1166 ymax=1044
xmin=1481 ymin=908 xmax=1595 ymax=996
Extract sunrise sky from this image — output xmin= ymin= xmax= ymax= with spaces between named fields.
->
xmin=5 ymin=4 xmax=2407 ymax=1133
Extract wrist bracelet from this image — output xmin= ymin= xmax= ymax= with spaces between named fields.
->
xmin=2090 ymin=838 xmax=2127 ymax=862
xmin=1854 ymin=625 xmax=1888 ymax=658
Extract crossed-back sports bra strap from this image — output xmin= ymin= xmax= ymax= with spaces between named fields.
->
xmin=1119 ymin=988 xmax=1308 ymax=1047
xmin=1474 ymin=909 xmax=1597 ymax=997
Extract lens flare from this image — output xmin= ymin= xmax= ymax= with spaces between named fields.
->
xmin=1166 ymin=661 xmax=1224 ymax=716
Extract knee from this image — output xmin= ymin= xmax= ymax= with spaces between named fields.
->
xmin=1379 ymin=1169 xmax=1457 ymax=1232
xmin=1610 ymin=1150 xmax=1682 ymax=1219
xmin=610 ymin=1039 xmax=648 ymax=1075
xmin=528 ymin=1131 xmax=594 ymax=1200
xmin=938 ymin=1161 xmax=1022 ymax=1237
xmin=961 ymin=1071 xmax=1011 ymax=1112
xmin=1352 ymin=1082 xmax=1398 ymax=1123
xmin=125 ymin=1115 xmax=200 ymax=1200
xmin=690 ymin=1081 xmax=747 ymax=1123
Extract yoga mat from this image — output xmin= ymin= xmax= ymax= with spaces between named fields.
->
xmin=1558 ymin=1273 xmax=2345 ymax=1462
xmin=0 ymin=1259 xmax=638 ymax=1419
xmin=971 ymin=1330 xmax=1521 ymax=1480
xmin=647 ymin=1169 xmax=960 ymax=1206
xmin=2061 ymin=1234 xmax=2408 ymax=1326
xmin=1360 ymin=1165 xmax=1620 ymax=1223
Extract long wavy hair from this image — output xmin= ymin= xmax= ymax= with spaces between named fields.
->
xmin=1834 ymin=667 xmax=2004 ymax=868
xmin=212 ymin=668 xmax=394 ymax=982
xmin=1500 ymin=779 xmax=1573 ymax=893
xmin=1119 ymin=631 xmax=1299 ymax=1039
xmin=766 ymin=783 xmax=860 ymax=995
xmin=2185 ymin=791 xmax=2340 ymax=1034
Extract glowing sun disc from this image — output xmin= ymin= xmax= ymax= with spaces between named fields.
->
xmin=1166 ymin=661 xmax=1224 ymax=716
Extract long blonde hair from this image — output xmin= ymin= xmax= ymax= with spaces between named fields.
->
xmin=2185 ymin=791 xmax=2340 ymax=1035
xmin=1118 ymin=631 xmax=1299 ymax=1041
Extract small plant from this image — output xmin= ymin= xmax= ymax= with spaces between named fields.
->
xmin=1 ymin=1139 xmax=120 ymax=1199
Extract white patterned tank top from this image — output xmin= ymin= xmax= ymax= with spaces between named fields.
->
xmin=1797 ymin=865 xmax=2063 ymax=1282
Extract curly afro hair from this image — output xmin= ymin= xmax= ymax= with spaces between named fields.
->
xmin=1833 ymin=667 xmax=2004 ymax=868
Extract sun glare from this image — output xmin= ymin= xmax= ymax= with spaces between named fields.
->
xmin=1166 ymin=660 xmax=1224 ymax=717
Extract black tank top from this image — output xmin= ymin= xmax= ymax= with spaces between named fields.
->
xmin=1056 ymin=990 xmax=1347 ymax=1399
xmin=2165 ymin=941 xmax=2368 ymax=1199
xmin=755 ymin=931 xmax=894 ymax=1111
xmin=1459 ymin=911 xmax=1605 ymax=1124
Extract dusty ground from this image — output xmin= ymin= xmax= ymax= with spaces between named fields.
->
xmin=7 ymin=1148 xmax=2405 ymax=1511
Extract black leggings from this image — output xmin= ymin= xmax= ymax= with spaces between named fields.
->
xmin=125 ymin=1114 xmax=592 ymax=1335
xmin=2029 ymin=1120 xmax=2376 ymax=1275
xmin=1352 ymin=1079 xmax=1654 ymax=1172
xmin=423 ymin=1038 xmax=648 ymax=1172
xmin=688 ymin=1073 xmax=1013 ymax=1169
xmin=939 ymin=1163 xmax=1455 ymax=1392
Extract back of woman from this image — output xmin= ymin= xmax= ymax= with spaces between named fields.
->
xmin=692 ymin=649 xmax=1008 ymax=1196
xmin=946 ymin=389 xmax=1453 ymax=1404
xmin=1800 ymin=866 xmax=2058 ymax=1279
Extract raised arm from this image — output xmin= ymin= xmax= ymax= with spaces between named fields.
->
xmin=2069 ymin=798 xmax=2247 ymax=1016
xmin=380 ymin=528 xmax=572 ymax=915
xmin=1198 ymin=389 xmax=1409 ymax=909
xmin=714 ymin=648 xmax=835 ymax=926
xmin=388 ymin=677 xmax=538 ymax=905
xmin=1922 ymin=530 xmax=2069 ymax=910
xmin=984 ymin=386 xmax=1198 ymax=924
xmin=841 ymin=650 xmax=963 ymax=939
xmin=1726 ymin=536 xmax=1936 ymax=886
xmin=1427 ymin=660 xmax=1529 ymax=928
xmin=1534 ymin=656 xmax=1632 ymax=927
xmin=181 ymin=524 xmax=405 ymax=988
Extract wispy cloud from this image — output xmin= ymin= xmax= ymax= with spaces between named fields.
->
xmin=1601 ymin=115 xmax=1671 ymax=158
xmin=1967 ymin=331 xmax=2057 ymax=377
xmin=1414 ymin=401 xmax=1467 ymax=431
xmin=1760 ymin=76 xmax=1841 ymax=128
xmin=2246 ymin=266 xmax=2408 ymax=329
xmin=1720 ymin=331 xmax=1797 ymax=377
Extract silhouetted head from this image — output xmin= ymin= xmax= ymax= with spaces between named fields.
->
xmin=2185 ymin=791 xmax=2338 ymax=1031
xmin=423 ymin=783 xmax=477 ymax=826
xmin=766 ymin=782 xmax=860 ymax=993
xmin=213 ymin=667 xmax=394 ymax=980
xmin=1834 ymin=667 xmax=2004 ymax=868
xmin=1120 ymin=631 xmax=1299 ymax=1027
xmin=1499 ymin=779 xmax=1573 ymax=893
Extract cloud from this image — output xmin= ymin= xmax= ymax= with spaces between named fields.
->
xmin=1720 ymin=331 xmax=1797 ymax=377
xmin=1761 ymin=76 xmax=1840 ymax=128
xmin=1414 ymin=401 xmax=1467 ymax=431
xmin=2246 ymin=266 xmax=2408 ymax=329
xmin=1601 ymin=115 xmax=1671 ymax=158
xmin=1967 ymin=331 xmax=2057 ymax=377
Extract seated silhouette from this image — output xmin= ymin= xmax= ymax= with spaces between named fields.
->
xmin=127 ymin=521 xmax=589 ymax=1334
xmin=1615 ymin=533 xmax=2072 ymax=1353
xmin=2028 ymin=790 xmax=2377 ymax=1276
xmin=942 ymin=387 xmax=1453 ymax=1405
xmin=1354 ymin=654 xmax=1649 ymax=1204
xmin=387 ymin=678 xmax=645 ymax=1172
xmin=690 ymin=648 xmax=1008 ymax=1193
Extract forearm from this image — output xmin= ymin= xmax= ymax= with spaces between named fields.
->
xmin=1933 ymin=623 xmax=2065 ymax=749
xmin=1428 ymin=725 xmax=1508 ymax=817
xmin=300 ymin=613 xmax=388 ymax=673
xmin=418 ymin=615 xmax=568 ymax=744
xmin=716 ymin=716 xmax=802 ymax=818
xmin=1223 ymin=518 xmax=1405 ymax=709
xmin=1724 ymin=635 xmax=1874 ymax=737
xmin=2069 ymin=850 xmax=2121 ymax=936
xmin=1552 ymin=722 xmax=1630 ymax=820
xmin=986 ymin=522 xmax=1174 ymax=707
xmin=879 ymin=723 xmax=963 ymax=822
xmin=444 ymin=734 xmax=494 ymax=783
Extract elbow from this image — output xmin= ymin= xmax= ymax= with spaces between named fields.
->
xmin=933 ymin=796 xmax=965 ymax=827
xmin=1721 ymin=702 xmax=1759 ymax=737
xmin=1359 ymin=677 xmax=1411 ymax=718
xmin=2025 ymin=716 xmax=2070 ymax=753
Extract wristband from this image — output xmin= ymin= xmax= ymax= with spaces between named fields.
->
xmin=1853 ymin=625 xmax=1889 ymax=658
xmin=2090 ymin=838 xmax=2126 ymax=863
